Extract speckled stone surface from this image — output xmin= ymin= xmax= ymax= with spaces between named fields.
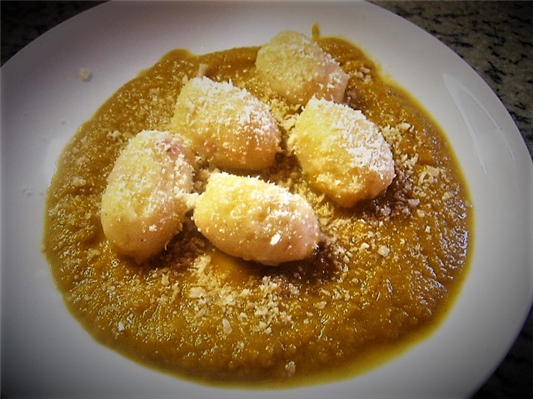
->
xmin=2 ymin=1 xmax=532 ymax=398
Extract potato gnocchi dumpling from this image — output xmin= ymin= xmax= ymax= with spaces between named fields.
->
xmin=193 ymin=173 xmax=321 ymax=266
xmin=256 ymin=30 xmax=349 ymax=105
xmin=101 ymin=130 xmax=194 ymax=263
xmin=291 ymin=97 xmax=395 ymax=208
xmin=171 ymin=77 xmax=281 ymax=170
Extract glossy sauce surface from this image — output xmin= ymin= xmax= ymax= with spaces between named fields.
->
xmin=44 ymin=35 xmax=472 ymax=387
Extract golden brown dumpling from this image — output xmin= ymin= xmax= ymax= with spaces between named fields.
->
xmin=101 ymin=130 xmax=194 ymax=263
xmin=291 ymin=98 xmax=395 ymax=208
xmin=171 ymin=77 xmax=281 ymax=170
xmin=193 ymin=173 xmax=321 ymax=266
xmin=256 ymin=30 xmax=348 ymax=105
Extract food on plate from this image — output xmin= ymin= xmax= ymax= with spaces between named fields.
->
xmin=256 ymin=30 xmax=349 ymax=104
xmin=171 ymin=76 xmax=281 ymax=170
xmin=291 ymin=97 xmax=395 ymax=207
xmin=43 ymin=27 xmax=472 ymax=387
xmin=193 ymin=173 xmax=321 ymax=266
xmin=100 ymin=130 xmax=194 ymax=263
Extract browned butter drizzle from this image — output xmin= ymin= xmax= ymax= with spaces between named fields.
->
xmin=43 ymin=34 xmax=472 ymax=388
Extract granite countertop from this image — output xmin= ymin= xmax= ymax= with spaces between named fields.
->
xmin=2 ymin=1 xmax=532 ymax=398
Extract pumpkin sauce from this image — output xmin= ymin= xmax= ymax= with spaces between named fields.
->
xmin=43 ymin=32 xmax=472 ymax=387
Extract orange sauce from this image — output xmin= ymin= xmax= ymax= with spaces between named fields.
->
xmin=43 ymin=35 xmax=472 ymax=387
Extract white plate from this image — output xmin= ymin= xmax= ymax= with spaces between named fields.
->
xmin=2 ymin=1 xmax=532 ymax=398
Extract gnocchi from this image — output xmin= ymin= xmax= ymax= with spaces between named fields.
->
xmin=291 ymin=97 xmax=395 ymax=208
xmin=100 ymin=130 xmax=195 ymax=263
xmin=171 ymin=77 xmax=281 ymax=170
xmin=256 ymin=30 xmax=348 ymax=105
xmin=193 ymin=173 xmax=321 ymax=266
